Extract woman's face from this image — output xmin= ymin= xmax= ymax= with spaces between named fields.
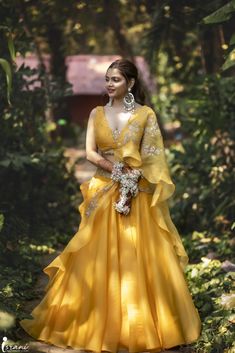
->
xmin=105 ymin=68 xmax=129 ymax=100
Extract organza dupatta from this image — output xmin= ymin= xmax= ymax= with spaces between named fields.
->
xmin=113 ymin=108 xmax=175 ymax=207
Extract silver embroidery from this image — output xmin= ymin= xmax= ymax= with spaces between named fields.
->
xmin=85 ymin=195 xmax=99 ymax=217
xmin=122 ymin=121 xmax=141 ymax=144
xmin=142 ymin=145 xmax=163 ymax=156
xmin=145 ymin=115 xmax=161 ymax=136
xmin=85 ymin=182 xmax=114 ymax=217
xmin=112 ymin=128 xmax=121 ymax=141
xmin=140 ymin=113 xmax=164 ymax=157
xmin=98 ymin=149 xmax=115 ymax=156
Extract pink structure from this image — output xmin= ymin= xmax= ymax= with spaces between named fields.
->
xmin=15 ymin=54 xmax=156 ymax=125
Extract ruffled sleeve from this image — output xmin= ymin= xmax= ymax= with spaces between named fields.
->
xmin=139 ymin=108 xmax=175 ymax=207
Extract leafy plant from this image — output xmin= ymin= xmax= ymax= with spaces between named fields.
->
xmin=169 ymin=75 xmax=234 ymax=240
xmin=185 ymin=258 xmax=235 ymax=353
xmin=202 ymin=1 xmax=235 ymax=71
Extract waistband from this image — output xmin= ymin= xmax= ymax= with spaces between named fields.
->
xmin=93 ymin=166 xmax=155 ymax=194
xmin=98 ymin=149 xmax=115 ymax=156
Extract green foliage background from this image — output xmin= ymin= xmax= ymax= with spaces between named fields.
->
xmin=0 ymin=1 xmax=234 ymax=352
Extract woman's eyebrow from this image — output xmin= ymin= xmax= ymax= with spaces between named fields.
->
xmin=105 ymin=75 xmax=120 ymax=79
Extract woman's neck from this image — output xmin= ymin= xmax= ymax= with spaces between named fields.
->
xmin=111 ymin=97 xmax=124 ymax=108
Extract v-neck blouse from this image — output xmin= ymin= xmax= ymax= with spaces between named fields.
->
xmin=94 ymin=105 xmax=148 ymax=151
xmin=102 ymin=105 xmax=147 ymax=141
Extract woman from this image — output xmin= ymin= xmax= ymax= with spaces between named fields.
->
xmin=20 ymin=59 xmax=201 ymax=352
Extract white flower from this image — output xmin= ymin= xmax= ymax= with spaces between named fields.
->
xmin=111 ymin=162 xmax=143 ymax=215
xmin=220 ymin=292 xmax=235 ymax=309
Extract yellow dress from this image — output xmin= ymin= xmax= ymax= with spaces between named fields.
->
xmin=20 ymin=105 xmax=201 ymax=352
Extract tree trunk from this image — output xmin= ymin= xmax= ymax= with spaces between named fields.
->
xmin=199 ymin=26 xmax=224 ymax=74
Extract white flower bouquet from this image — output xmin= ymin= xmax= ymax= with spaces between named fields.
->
xmin=111 ymin=161 xmax=143 ymax=215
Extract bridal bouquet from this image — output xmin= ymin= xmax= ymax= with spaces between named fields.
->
xmin=111 ymin=161 xmax=143 ymax=215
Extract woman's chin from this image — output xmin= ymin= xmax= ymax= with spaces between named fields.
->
xmin=108 ymin=94 xmax=123 ymax=100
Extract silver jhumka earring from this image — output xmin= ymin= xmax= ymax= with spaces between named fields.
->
xmin=123 ymin=87 xmax=135 ymax=113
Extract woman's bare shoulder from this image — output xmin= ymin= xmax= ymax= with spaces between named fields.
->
xmin=88 ymin=106 xmax=101 ymax=119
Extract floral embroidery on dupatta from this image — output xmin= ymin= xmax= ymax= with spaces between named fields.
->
xmin=140 ymin=113 xmax=163 ymax=157
xmin=122 ymin=120 xmax=142 ymax=145
xmin=85 ymin=182 xmax=115 ymax=217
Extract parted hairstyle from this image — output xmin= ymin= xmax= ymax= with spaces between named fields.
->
xmin=106 ymin=59 xmax=146 ymax=105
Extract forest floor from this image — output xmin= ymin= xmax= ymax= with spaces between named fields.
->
xmin=16 ymin=147 xmax=192 ymax=353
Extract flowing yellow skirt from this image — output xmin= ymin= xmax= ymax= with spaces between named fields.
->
xmin=20 ymin=174 xmax=201 ymax=352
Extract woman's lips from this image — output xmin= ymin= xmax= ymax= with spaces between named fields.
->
xmin=107 ymin=89 xmax=115 ymax=93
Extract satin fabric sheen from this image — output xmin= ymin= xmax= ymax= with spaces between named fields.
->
xmin=20 ymin=105 xmax=201 ymax=352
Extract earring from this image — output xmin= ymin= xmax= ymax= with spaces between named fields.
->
xmin=123 ymin=87 xmax=135 ymax=112
xmin=107 ymin=97 xmax=113 ymax=106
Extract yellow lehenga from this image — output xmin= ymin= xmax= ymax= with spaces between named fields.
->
xmin=20 ymin=105 xmax=201 ymax=352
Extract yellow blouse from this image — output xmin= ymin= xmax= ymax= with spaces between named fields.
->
xmin=94 ymin=105 xmax=175 ymax=207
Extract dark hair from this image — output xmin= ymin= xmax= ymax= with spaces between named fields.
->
xmin=106 ymin=59 xmax=146 ymax=105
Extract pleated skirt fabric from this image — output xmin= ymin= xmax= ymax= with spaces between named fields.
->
xmin=20 ymin=175 xmax=201 ymax=352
